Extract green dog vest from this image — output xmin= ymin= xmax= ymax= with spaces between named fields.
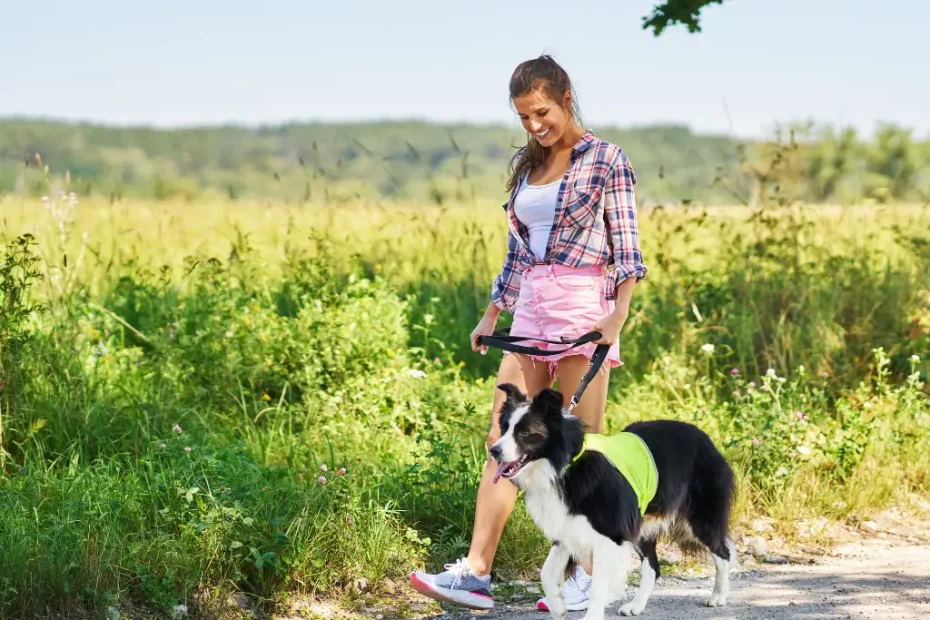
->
xmin=572 ymin=432 xmax=658 ymax=515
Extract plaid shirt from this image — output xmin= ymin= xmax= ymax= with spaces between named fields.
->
xmin=490 ymin=130 xmax=648 ymax=313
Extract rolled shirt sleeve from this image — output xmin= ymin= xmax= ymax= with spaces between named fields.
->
xmin=602 ymin=152 xmax=647 ymax=299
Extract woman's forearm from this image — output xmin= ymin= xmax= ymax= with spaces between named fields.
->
xmin=484 ymin=301 xmax=503 ymax=321
xmin=610 ymin=277 xmax=637 ymax=322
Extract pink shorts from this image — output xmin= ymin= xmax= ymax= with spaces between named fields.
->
xmin=507 ymin=264 xmax=622 ymax=376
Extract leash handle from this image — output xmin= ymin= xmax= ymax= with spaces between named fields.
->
xmin=477 ymin=328 xmax=613 ymax=412
xmin=477 ymin=328 xmax=603 ymax=357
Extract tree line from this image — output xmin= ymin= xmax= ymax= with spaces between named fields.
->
xmin=1 ymin=119 xmax=927 ymax=206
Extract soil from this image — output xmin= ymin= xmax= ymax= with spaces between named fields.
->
xmin=277 ymin=505 xmax=930 ymax=620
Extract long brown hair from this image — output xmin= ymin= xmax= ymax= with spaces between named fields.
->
xmin=506 ymin=55 xmax=582 ymax=193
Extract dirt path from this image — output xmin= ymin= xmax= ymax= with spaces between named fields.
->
xmin=284 ymin=510 xmax=930 ymax=620
xmin=410 ymin=539 xmax=930 ymax=620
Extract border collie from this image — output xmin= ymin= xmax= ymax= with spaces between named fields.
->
xmin=489 ymin=384 xmax=737 ymax=619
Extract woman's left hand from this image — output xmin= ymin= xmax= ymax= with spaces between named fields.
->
xmin=592 ymin=310 xmax=628 ymax=345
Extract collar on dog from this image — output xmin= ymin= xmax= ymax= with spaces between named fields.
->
xmin=570 ymin=432 xmax=658 ymax=516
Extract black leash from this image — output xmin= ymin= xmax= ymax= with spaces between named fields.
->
xmin=477 ymin=328 xmax=611 ymax=413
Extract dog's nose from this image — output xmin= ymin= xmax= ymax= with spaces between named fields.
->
xmin=489 ymin=443 xmax=502 ymax=461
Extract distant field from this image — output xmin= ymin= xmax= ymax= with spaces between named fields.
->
xmin=0 ymin=195 xmax=928 ymax=618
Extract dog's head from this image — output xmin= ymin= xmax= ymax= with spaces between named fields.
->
xmin=488 ymin=383 xmax=584 ymax=485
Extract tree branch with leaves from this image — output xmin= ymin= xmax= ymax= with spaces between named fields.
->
xmin=643 ymin=0 xmax=729 ymax=35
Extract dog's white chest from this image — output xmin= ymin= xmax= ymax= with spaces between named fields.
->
xmin=521 ymin=463 xmax=599 ymax=557
xmin=525 ymin=485 xmax=570 ymax=537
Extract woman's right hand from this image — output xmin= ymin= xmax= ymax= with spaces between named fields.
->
xmin=470 ymin=313 xmax=498 ymax=355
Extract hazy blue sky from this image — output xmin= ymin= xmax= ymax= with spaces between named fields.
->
xmin=1 ymin=0 xmax=926 ymax=138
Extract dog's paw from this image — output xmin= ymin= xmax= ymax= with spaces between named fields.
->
xmin=579 ymin=613 xmax=604 ymax=620
xmin=619 ymin=602 xmax=646 ymax=616
xmin=706 ymin=594 xmax=727 ymax=608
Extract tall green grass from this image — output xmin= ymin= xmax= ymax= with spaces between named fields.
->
xmin=0 ymin=195 xmax=928 ymax=618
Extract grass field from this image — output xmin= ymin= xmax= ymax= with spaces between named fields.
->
xmin=0 ymin=194 xmax=929 ymax=618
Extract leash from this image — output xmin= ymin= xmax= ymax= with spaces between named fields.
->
xmin=477 ymin=328 xmax=612 ymax=413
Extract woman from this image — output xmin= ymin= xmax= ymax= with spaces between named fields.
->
xmin=410 ymin=54 xmax=647 ymax=611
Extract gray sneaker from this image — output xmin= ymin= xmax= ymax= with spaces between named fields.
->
xmin=410 ymin=558 xmax=494 ymax=610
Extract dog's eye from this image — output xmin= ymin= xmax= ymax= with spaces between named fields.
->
xmin=518 ymin=429 xmax=530 ymax=438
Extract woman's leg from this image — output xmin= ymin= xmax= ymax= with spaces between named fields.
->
xmin=534 ymin=354 xmax=614 ymax=613
xmin=469 ymin=352 xmax=611 ymax=576
xmin=468 ymin=353 xmax=610 ymax=576
xmin=466 ymin=352 xmax=554 ymax=575
xmin=409 ymin=352 xmax=554 ymax=609
xmin=554 ymin=354 xmax=612 ymax=573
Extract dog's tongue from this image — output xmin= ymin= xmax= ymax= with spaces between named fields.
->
xmin=492 ymin=461 xmax=506 ymax=484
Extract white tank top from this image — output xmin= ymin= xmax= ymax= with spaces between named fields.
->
xmin=513 ymin=174 xmax=560 ymax=261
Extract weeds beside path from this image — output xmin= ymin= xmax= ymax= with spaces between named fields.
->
xmin=1 ymin=199 xmax=929 ymax=618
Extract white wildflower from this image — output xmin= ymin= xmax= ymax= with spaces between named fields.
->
xmin=407 ymin=369 xmax=427 ymax=379
xmin=701 ymin=343 xmax=715 ymax=354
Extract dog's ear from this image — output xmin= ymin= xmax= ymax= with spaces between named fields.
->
xmin=497 ymin=383 xmax=526 ymax=413
xmin=533 ymin=388 xmax=565 ymax=420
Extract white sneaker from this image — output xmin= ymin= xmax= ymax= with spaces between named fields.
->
xmin=536 ymin=564 xmax=592 ymax=612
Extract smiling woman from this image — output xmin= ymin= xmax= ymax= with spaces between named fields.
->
xmin=506 ymin=57 xmax=583 ymax=191
xmin=410 ymin=54 xmax=649 ymax=613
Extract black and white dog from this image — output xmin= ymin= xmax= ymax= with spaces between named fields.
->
xmin=489 ymin=384 xmax=737 ymax=619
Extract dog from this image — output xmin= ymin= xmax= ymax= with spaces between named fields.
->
xmin=489 ymin=384 xmax=737 ymax=619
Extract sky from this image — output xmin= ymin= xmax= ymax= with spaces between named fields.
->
xmin=1 ymin=0 xmax=927 ymax=139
